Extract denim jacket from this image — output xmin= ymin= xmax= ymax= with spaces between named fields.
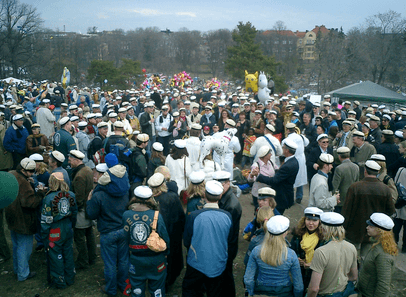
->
xmin=244 ymin=245 xmax=303 ymax=297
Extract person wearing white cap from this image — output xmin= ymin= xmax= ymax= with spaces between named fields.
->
xmin=36 ymin=98 xmax=55 ymax=138
xmin=68 ymin=150 xmax=97 ymax=269
xmin=306 ymin=133 xmax=333 ymax=185
xmin=139 ymin=102 xmax=155 ymax=153
xmin=342 ymin=160 xmax=395 ymax=257
xmin=244 ymin=215 xmax=304 ymax=297
xmin=148 ymin=172 xmax=185 ymax=286
xmin=250 ymin=123 xmax=282 ymax=166
xmin=5 ymin=158 xmax=43 ymax=281
xmin=154 ymin=105 xmax=173 ymax=155
xmin=53 ymin=116 xmax=77 ymax=168
xmin=247 ymin=146 xmax=278 ymax=209
xmin=3 ymin=113 xmax=29 ymax=169
xmin=147 ymin=142 xmax=166 ymax=179
xmin=370 ymin=154 xmax=398 ymax=203
xmin=368 ymin=115 xmax=382 ymax=148
xmin=122 ymin=186 xmax=170 ymax=297
xmin=351 ymin=130 xmax=376 ymax=179
xmin=26 ymin=123 xmax=50 ymax=162
xmin=284 ymin=122 xmax=309 ymax=204
xmin=185 ymin=123 xmax=202 ymax=171
xmin=308 ymin=212 xmax=358 ymax=297
xmin=308 ymin=154 xmax=340 ymax=212
xmin=183 ymin=170 xmax=206 ymax=214
xmin=86 ymin=155 xmax=130 ymax=295
xmin=39 ymin=172 xmax=77 ymax=288
xmin=187 ymin=102 xmax=202 ymax=126
xmin=165 ymin=139 xmax=192 ymax=195
xmin=256 ymin=139 xmax=299 ymax=214
xmin=331 ymin=147 xmax=359 ymax=213
xmin=76 ymin=121 xmax=94 ymax=169
xmin=333 ymin=120 xmax=354 ymax=150
xmin=212 ymin=170 xmax=242 ymax=295
xmin=182 ymin=180 xmax=233 ymax=297
xmin=290 ymin=207 xmax=324 ymax=289
xmin=117 ymin=107 xmax=132 ymax=136
xmin=358 ymin=213 xmax=398 ymax=296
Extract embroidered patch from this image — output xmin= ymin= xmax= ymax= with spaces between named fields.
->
xmin=54 ymin=133 xmax=60 ymax=146
xmin=130 ymin=221 xmax=150 ymax=244
xmin=49 ymin=228 xmax=61 ymax=242
xmin=58 ymin=197 xmax=70 ymax=215
xmin=154 ymin=289 xmax=162 ymax=297
xmin=157 ymin=262 xmax=166 ymax=273
xmin=133 ymin=288 xmax=142 ymax=295
xmin=57 ymin=254 xmax=63 ymax=260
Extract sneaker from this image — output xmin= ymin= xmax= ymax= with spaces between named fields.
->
xmin=19 ymin=271 xmax=37 ymax=281
xmin=295 ymin=199 xmax=302 ymax=204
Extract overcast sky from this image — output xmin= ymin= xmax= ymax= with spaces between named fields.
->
xmin=22 ymin=0 xmax=406 ymax=34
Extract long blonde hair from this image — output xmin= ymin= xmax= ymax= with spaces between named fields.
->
xmin=322 ymin=225 xmax=345 ymax=242
xmin=46 ymin=174 xmax=69 ymax=195
xmin=260 ymin=232 xmax=287 ymax=266
xmin=186 ymin=181 xmax=206 ymax=199
xmin=151 ymin=183 xmax=168 ymax=196
xmin=372 ymin=229 xmax=398 ymax=256
xmin=257 ymin=206 xmax=274 ymax=230
xmin=37 ymin=162 xmax=49 ymax=175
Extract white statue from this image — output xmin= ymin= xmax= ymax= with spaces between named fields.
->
xmin=257 ymin=71 xmax=271 ymax=105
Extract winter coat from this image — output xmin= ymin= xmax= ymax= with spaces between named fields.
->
xmin=71 ymin=164 xmax=93 ymax=228
xmin=285 ymin=132 xmax=309 ymax=187
xmin=0 ymin=123 xmax=13 ymax=170
xmin=165 ymin=155 xmax=192 ymax=195
xmin=3 ymin=123 xmax=29 ymax=155
xmin=5 ymin=171 xmax=42 ymax=234
xmin=36 ymin=107 xmax=55 ymax=138
xmin=87 ymin=164 xmax=130 ymax=234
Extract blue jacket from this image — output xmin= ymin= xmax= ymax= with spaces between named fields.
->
xmin=3 ymin=124 xmax=29 ymax=154
xmin=86 ymin=165 xmax=130 ymax=234
xmin=244 ymin=245 xmax=303 ymax=297
xmin=184 ymin=206 xmax=232 ymax=278
xmin=200 ymin=113 xmax=216 ymax=130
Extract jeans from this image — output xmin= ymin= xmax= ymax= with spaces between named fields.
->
xmin=241 ymin=156 xmax=253 ymax=168
xmin=10 ymin=231 xmax=33 ymax=281
xmin=295 ymin=186 xmax=303 ymax=201
xmin=157 ymin=135 xmax=171 ymax=156
xmin=54 ymin=107 xmax=61 ymax=121
xmin=146 ymin=135 xmax=156 ymax=155
xmin=100 ymin=229 xmax=129 ymax=295
xmin=182 ymin=264 xmax=225 ymax=297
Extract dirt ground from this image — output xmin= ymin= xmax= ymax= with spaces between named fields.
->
xmin=1 ymin=185 xmax=406 ymax=297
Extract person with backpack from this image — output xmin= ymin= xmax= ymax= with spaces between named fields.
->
xmin=103 ymin=121 xmax=131 ymax=170
xmin=129 ymin=133 xmax=149 ymax=193
xmin=87 ymin=121 xmax=109 ymax=166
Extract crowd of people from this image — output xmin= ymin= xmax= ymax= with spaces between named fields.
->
xmin=0 ymin=80 xmax=405 ymax=297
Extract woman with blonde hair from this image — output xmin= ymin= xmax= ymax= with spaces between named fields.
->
xmin=244 ymin=215 xmax=303 ymax=297
xmin=40 ymin=172 xmax=77 ymax=288
xmin=147 ymin=173 xmax=185 ymax=287
xmin=244 ymin=206 xmax=274 ymax=266
xmin=358 ymin=213 xmax=398 ymax=296
xmin=182 ymin=171 xmax=206 ymax=215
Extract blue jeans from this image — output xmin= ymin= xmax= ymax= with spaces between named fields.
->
xmin=295 ymin=186 xmax=303 ymax=201
xmin=146 ymin=135 xmax=156 ymax=156
xmin=100 ymin=229 xmax=129 ymax=295
xmin=157 ymin=135 xmax=171 ymax=156
xmin=54 ymin=107 xmax=61 ymax=121
xmin=11 ymin=231 xmax=33 ymax=281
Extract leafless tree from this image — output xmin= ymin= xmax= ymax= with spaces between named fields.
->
xmin=204 ymin=29 xmax=232 ymax=77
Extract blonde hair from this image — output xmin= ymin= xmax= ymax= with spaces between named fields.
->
xmin=186 ymin=181 xmax=206 ymax=200
xmin=372 ymin=229 xmax=398 ymax=256
xmin=260 ymin=232 xmax=287 ymax=266
xmin=151 ymin=183 xmax=168 ymax=196
xmin=375 ymin=160 xmax=387 ymax=173
xmin=47 ymin=174 xmax=69 ymax=194
xmin=256 ymin=206 xmax=274 ymax=230
xmin=37 ymin=162 xmax=49 ymax=175
xmin=151 ymin=149 xmax=166 ymax=165
xmin=322 ymin=224 xmax=345 ymax=242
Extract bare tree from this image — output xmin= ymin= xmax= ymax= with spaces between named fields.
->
xmin=205 ymin=29 xmax=232 ymax=77
xmin=0 ymin=0 xmax=43 ymax=78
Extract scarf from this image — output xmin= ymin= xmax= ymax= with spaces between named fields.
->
xmin=300 ymin=231 xmax=319 ymax=263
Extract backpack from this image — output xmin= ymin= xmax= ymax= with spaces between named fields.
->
xmin=394 ymin=168 xmax=406 ymax=209
xmin=103 ymin=137 xmax=132 ymax=170
xmin=87 ymin=136 xmax=106 ymax=165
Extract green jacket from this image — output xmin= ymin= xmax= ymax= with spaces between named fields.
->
xmin=53 ymin=128 xmax=76 ymax=168
xmin=357 ymin=242 xmax=395 ymax=297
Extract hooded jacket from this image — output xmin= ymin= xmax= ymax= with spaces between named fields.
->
xmin=86 ymin=164 xmax=130 ymax=234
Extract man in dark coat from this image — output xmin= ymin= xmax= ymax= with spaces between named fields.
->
xmin=213 ymin=170 xmax=242 ymax=297
xmin=368 ymin=116 xmax=382 ymax=148
xmin=256 ymin=139 xmax=299 ymax=214
xmin=377 ymin=130 xmax=400 ymax=177
xmin=150 ymin=88 xmax=162 ymax=110
xmin=300 ymin=112 xmax=317 ymax=155
xmin=306 ymin=134 xmax=333 ymax=186
xmin=5 ymin=158 xmax=44 ymax=281
xmin=342 ymin=160 xmax=395 ymax=257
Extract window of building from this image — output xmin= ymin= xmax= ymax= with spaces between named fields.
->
xmin=282 ymin=40 xmax=287 ymax=44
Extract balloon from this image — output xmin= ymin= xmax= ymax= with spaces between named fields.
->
xmin=0 ymin=172 xmax=19 ymax=209
xmin=142 ymin=69 xmax=146 ymax=73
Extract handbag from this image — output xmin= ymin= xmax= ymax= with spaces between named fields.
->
xmin=146 ymin=211 xmax=167 ymax=252
xmin=395 ymin=168 xmax=406 ymax=209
